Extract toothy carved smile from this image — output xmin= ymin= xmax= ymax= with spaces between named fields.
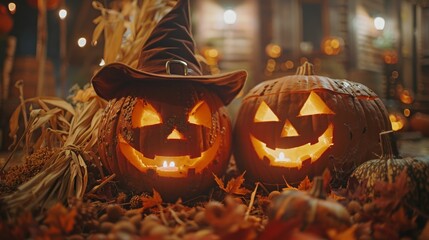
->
xmin=249 ymin=123 xmax=334 ymax=169
xmin=118 ymin=134 xmax=221 ymax=177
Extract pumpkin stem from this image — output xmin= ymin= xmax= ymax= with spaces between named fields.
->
xmin=296 ymin=61 xmax=315 ymax=76
xmin=309 ymin=176 xmax=326 ymax=199
xmin=379 ymin=130 xmax=400 ymax=159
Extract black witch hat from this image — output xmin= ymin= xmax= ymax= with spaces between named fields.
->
xmin=91 ymin=0 xmax=247 ymax=105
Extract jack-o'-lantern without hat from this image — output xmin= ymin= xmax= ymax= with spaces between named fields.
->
xmin=233 ymin=62 xmax=391 ymax=187
xmin=91 ymin=0 xmax=247 ymax=201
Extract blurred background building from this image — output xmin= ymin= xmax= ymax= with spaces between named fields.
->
xmin=0 ymin=0 xmax=428 ymax=149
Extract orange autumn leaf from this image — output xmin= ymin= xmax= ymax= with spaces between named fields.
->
xmin=327 ymin=224 xmax=358 ymax=240
xmin=298 ymin=176 xmax=312 ymax=191
xmin=142 ymin=189 xmax=163 ymax=209
xmin=44 ymin=203 xmax=77 ymax=234
xmin=213 ymin=172 xmax=250 ymax=196
xmin=329 ymin=191 xmax=346 ymax=201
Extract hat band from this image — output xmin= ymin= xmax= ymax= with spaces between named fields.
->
xmin=166 ymin=60 xmax=188 ymax=76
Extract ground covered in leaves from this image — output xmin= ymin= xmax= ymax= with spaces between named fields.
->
xmin=1 ymin=152 xmax=429 ymax=240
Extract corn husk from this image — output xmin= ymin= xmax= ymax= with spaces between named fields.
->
xmin=1 ymin=0 xmax=177 ymax=218
xmin=92 ymin=0 xmax=177 ymax=66
xmin=1 ymin=85 xmax=106 ymax=218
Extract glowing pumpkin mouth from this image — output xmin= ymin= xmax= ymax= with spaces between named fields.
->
xmin=249 ymin=123 xmax=334 ymax=169
xmin=118 ymin=134 xmax=221 ymax=177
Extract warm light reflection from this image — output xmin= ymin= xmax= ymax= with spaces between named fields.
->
xmin=254 ymin=101 xmax=279 ymax=122
xmin=167 ymin=128 xmax=186 ymax=140
xmin=404 ymin=108 xmax=410 ymax=117
xmin=322 ymin=37 xmax=343 ymax=56
xmin=188 ymin=101 xmax=212 ymax=128
xmin=266 ymin=43 xmax=282 ymax=58
xmin=250 ymin=124 xmax=334 ymax=168
xmin=159 ymin=161 xmax=178 ymax=172
xmin=284 ymin=60 xmax=294 ymax=69
xmin=99 ymin=59 xmax=105 ymax=67
xmin=132 ymin=100 xmax=162 ymax=127
xmin=389 ymin=114 xmax=404 ymax=131
xmin=8 ymin=2 xmax=16 ymax=14
xmin=118 ymin=134 xmax=221 ymax=177
xmin=281 ymin=120 xmax=299 ymax=137
xmin=299 ymin=91 xmax=335 ymax=116
xmin=399 ymin=90 xmax=413 ymax=104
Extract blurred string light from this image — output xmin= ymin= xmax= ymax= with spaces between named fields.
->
xmin=8 ymin=2 xmax=16 ymax=14
xmin=374 ymin=16 xmax=385 ymax=31
xmin=265 ymin=43 xmax=282 ymax=59
xmin=77 ymin=37 xmax=87 ymax=48
xmin=322 ymin=37 xmax=343 ymax=56
xmin=59 ymin=9 xmax=67 ymax=20
xmin=404 ymin=108 xmax=411 ymax=117
xmin=223 ymin=9 xmax=236 ymax=25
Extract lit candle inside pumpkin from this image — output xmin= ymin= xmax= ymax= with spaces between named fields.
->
xmin=158 ymin=160 xmax=179 ymax=171
xmin=276 ymin=152 xmax=291 ymax=162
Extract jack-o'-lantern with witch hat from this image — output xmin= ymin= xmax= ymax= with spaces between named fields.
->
xmin=91 ymin=0 xmax=247 ymax=201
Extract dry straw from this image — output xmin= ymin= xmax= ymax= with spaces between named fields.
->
xmin=1 ymin=0 xmax=177 ymax=218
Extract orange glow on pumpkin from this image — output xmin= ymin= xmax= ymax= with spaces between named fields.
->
xmin=167 ymin=128 xmax=186 ymax=140
xmin=254 ymin=101 xmax=280 ymax=122
xmin=132 ymin=100 xmax=162 ymax=127
xmin=281 ymin=120 xmax=299 ymax=137
xmin=118 ymin=132 xmax=221 ymax=177
xmin=188 ymin=101 xmax=212 ymax=128
xmin=250 ymin=91 xmax=335 ymax=168
xmin=299 ymin=91 xmax=335 ymax=116
xmin=118 ymin=99 xmax=222 ymax=178
xmin=250 ymin=123 xmax=334 ymax=168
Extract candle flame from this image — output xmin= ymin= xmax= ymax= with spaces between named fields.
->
xmin=163 ymin=161 xmax=168 ymax=167
xmin=169 ymin=161 xmax=175 ymax=167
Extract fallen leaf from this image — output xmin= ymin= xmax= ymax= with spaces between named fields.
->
xmin=298 ymin=176 xmax=312 ymax=191
xmin=213 ymin=172 xmax=250 ymax=196
xmin=142 ymin=189 xmax=163 ymax=210
xmin=327 ymin=224 xmax=358 ymax=240
xmin=44 ymin=203 xmax=77 ymax=235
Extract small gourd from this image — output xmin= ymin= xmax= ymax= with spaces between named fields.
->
xmin=348 ymin=130 xmax=429 ymax=214
xmin=268 ymin=177 xmax=351 ymax=232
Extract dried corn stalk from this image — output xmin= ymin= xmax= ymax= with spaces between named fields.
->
xmin=1 ymin=85 xmax=107 ymax=218
xmin=92 ymin=0 xmax=177 ymax=67
xmin=1 ymin=0 xmax=177 ymax=219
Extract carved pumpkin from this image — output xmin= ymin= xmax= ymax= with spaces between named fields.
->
xmin=348 ymin=131 xmax=429 ymax=214
xmin=267 ymin=177 xmax=351 ymax=234
xmin=92 ymin=0 xmax=246 ymax=200
xmin=97 ymin=82 xmax=233 ymax=200
xmin=234 ymin=62 xmax=391 ymax=187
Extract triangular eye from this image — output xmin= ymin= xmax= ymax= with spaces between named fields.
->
xmin=188 ymin=101 xmax=212 ymax=128
xmin=281 ymin=120 xmax=299 ymax=137
xmin=132 ymin=100 xmax=162 ymax=127
xmin=254 ymin=101 xmax=280 ymax=122
xmin=299 ymin=91 xmax=335 ymax=116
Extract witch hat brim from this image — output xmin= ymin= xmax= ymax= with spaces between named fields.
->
xmin=91 ymin=0 xmax=247 ymax=105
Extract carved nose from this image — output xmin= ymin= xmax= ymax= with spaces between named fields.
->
xmin=281 ymin=119 xmax=299 ymax=137
xmin=167 ymin=128 xmax=186 ymax=140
